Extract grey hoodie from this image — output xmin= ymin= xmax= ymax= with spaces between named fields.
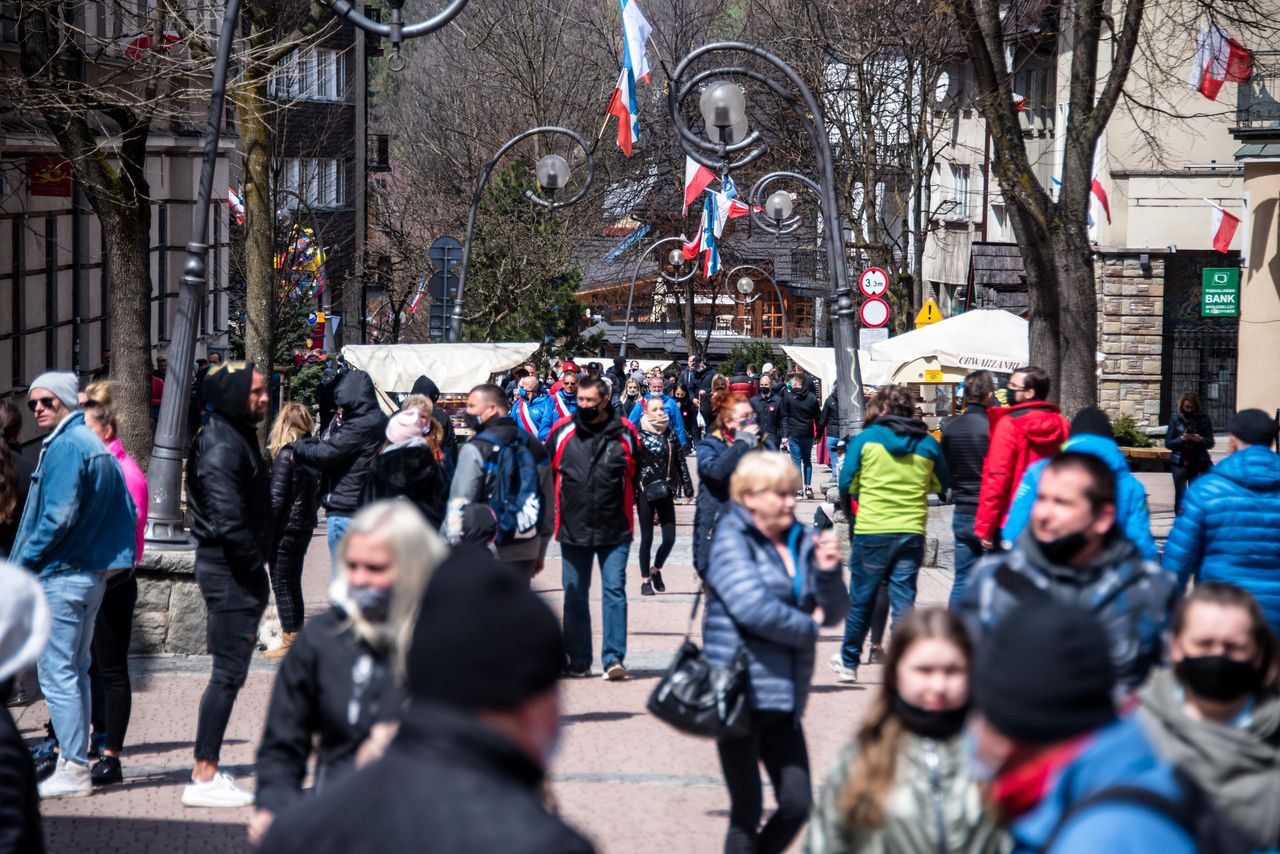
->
xmin=1137 ymin=668 xmax=1280 ymax=848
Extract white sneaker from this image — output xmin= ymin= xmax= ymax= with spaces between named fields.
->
xmin=38 ymin=757 xmax=92 ymax=799
xmin=604 ymin=661 xmax=628 ymax=681
xmin=829 ymin=652 xmax=858 ymax=683
xmin=181 ymin=771 xmax=254 ymax=808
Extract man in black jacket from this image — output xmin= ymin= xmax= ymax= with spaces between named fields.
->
xmin=940 ymin=370 xmax=994 ymax=606
xmin=777 ymin=371 xmax=821 ymax=498
xmin=750 ymin=374 xmax=782 ymax=442
xmin=183 ymin=361 xmax=273 ymax=808
xmin=293 ymin=371 xmax=388 ymax=567
xmin=547 ymin=377 xmax=638 ymax=681
xmin=261 ymin=549 xmax=595 ymax=854
xmin=411 ymin=374 xmax=458 ymax=465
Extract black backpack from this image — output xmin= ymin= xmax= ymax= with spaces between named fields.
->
xmin=1040 ymin=767 xmax=1253 ymax=853
xmin=473 ymin=430 xmax=542 ymax=546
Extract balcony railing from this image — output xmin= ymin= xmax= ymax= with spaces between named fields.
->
xmin=1236 ymin=51 xmax=1280 ymax=130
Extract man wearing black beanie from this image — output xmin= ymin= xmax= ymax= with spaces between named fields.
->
xmin=261 ymin=548 xmax=595 ymax=854
xmin=970 ymin=603 xmax=1195 ymax=852
xmin=1164 ymin=408 xmax=1280 ymax=637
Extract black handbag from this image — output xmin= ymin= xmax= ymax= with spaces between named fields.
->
xmin=646 ymin=589 xmax=753 ymax=740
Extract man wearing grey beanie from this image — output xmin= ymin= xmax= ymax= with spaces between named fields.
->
xmin=10 ymin=371 xmax=137 ymax=798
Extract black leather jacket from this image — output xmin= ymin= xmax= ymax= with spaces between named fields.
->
xmin=636 ymin=426 xmax=693 ymax=497
xmin=271 ymin=445 xmax=320 ymax=535
xmin=293 ymin=371 xmax=389 ymax=515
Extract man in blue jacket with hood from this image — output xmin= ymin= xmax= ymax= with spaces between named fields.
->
xmin=1000 ymin=407 xmax=1157 ymax=559
xmin=1163 ymin=408 xmax=1280 ymax=635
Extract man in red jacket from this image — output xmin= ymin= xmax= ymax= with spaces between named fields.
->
xmin=975 ymin=365 xmax=1070 ymax=549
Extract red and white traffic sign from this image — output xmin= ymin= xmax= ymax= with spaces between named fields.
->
xmin=858 ymin=267 xmax=889 ymax=298
xmin=860 ymin=297 xmax=890 ymax=328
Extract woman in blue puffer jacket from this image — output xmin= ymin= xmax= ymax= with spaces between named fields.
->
xmin=703 ymin=451 xmax=848 ymax=854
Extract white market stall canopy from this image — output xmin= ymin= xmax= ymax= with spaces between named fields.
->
xmin=571 ymin=357 xmax=675 ymax=376
xmin=867 ymin=309 xmax=1028 ymax=374
xmin=781 ymin=345 xmax=897 ymax=393
xmin=341 ymin=343 xmax=539 ymax=395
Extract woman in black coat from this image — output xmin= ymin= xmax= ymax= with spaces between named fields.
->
xmin=0 ymin=401 xmax=34 ymax=560
xmin=267 ymin=403 xmax=321 ymax=660
xmin=1165 ymin=391 xmax=1215 ymax=514
xmin=249 ymin=499 xmax=450 ymax=847
xmin=635 ymin=398 xmax=694 ymax=596
xmin=673 ymin=383 xmax=699 ymax=460
xmin=360 ymin=408 xmax=450 ymax=529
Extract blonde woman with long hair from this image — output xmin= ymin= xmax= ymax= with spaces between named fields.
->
xmin=266 ymin=402 xmax=319 ymax=658
xmin=251 ymin=498 xmax=448 ymax=845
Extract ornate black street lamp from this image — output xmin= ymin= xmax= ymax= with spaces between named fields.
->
xmin=620 ymin=237 xmax=699 ymax=360
xmin=448 ymin=127 xmax=595 ymax=342
xmin=724 ymin=264 xmax=789 ymax=343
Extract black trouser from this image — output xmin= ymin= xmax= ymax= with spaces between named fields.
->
xmin=1171 ymin=463 xmax=1205 ymax=516
xmin=716 ymin=711 xmax=811 ymax=854
xmin=193 ymin=550 xmax=268 ymax=763
xmin=270 ymin=530 xmax=309 ymax=633
xmin=636 ymin=492 xmax=677 ymax=577
xmin=89 ymin=572 xmax=137 ymax=754
xmin=869 ymin=578 xmax=890 ymax=647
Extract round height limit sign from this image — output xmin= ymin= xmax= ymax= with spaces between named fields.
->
xmin=858 ymin=267 xmax=890 ymax=328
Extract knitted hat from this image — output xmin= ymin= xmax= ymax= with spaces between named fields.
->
xmin=29 ymin=371 xmax=80 ymax=411
xmin=0 ymin=561 xmax=50 ymax=685
xmin=974 ymin=603 xmax=1116 ymax=745
xmin=406 ymin=547 xmax=563 ymax=710
xmin=386 ymin=409 xmax=423 ymax=444
xmin=1070 ymin=406 xmax=1112 ymax=438
xmin=1229 ymin=408 xmax=1280 ymax=447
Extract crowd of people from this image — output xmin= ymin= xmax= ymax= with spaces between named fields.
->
xmin=2 ymin=352 xmax=1280 ymax=854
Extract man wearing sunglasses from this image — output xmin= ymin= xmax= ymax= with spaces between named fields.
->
xmin=10 ymin=371 xmax=137 ymax=798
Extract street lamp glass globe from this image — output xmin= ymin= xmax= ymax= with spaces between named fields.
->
xmin=736 ymin=275 xmax=755 ymax=296
xmin=699 ymin=81 xmax=747 ymax=136
xmin=668 ymin=248 xmax=685 ymax=268
xmin=536 ymin=154 xmax=571 ymax=191
xmin=765 ymin=190 xmax=794 ymax=222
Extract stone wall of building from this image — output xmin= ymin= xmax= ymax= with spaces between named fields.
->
xmin=1096 ymin=251 xmax=1167 ymax=428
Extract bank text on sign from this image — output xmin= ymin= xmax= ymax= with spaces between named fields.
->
xmin=1201 ymin=268 xmax=1239 ymax=318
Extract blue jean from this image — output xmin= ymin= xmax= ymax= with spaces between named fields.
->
xmin=561 ymin=542 xmax=630 ymax=670
xmin=949 ymin=510 xmax=982 ymax=609
xmin=38 ymin=570 xmax=108 ymax=767
xmin=825 ymin=436 xmax=842 ymax=481
xmin=326 ymin=514 xmax=352 ymax=580
xmin=788 ymin=436 xmax=814 ymax=486
xmin=839 ymin=533 xmax=924 ymax=668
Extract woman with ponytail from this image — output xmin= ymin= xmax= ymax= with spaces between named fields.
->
xmin=807 ymin=607 xmax=1007 ymax=853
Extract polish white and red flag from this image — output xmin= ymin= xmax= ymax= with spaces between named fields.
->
xmin=227 ymin=185 xmax=246 ymax=226
xmin=607 ymin=69 xmax=639 ymax=157
xmin=683 ymin=156 xmax=716 ymax=215
xmin=1187 ymin=23 xmax=1253 ymax=100
xmin=1091 ymin=178 xmax=1112 ymax=224
xmin=1205 ymin=199 xmax=1241 ymax=253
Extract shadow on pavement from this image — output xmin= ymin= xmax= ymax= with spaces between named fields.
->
xmin=562 ymin=711 xmax=639 ymax=725
xmin=128 ymin=739 xmax=246 ymax=755
xmin=808 ymin=684 xmax=868 ymax=695
xmin=44 ymin=815 xmax=249 ymax=851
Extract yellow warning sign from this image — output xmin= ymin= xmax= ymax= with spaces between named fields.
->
xmin=915 ymin=299 xmax=943 ymax=328
xmin=923 ymin=369 xmax=944 ymax=383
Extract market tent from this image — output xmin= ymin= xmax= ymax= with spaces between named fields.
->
xmin=867 ymin=309 xmax=1028 ymax=374
xmin=341 ymin=342 xmax=539 ymax=395
xmin=891 ymin=356 xmax=968 ymax=384
xmin=781 ymin=345 xmax=897 ymax=393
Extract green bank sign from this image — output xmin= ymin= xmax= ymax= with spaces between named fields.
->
xmin=1202 ymin=268 xmax=1240 ymax=318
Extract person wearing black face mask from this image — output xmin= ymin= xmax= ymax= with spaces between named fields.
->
xmin=1137 ymin=582 xmax=1280 ymax=850
xmin=808 ymin=608 xmax=1006 ymax=853
xmin=958 ymin=451 xmax=1178 ymax=695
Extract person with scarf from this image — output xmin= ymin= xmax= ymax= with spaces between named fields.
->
xmin=513 ymin=374 xmax=553 ymax=441
xmin=634 ymin=397 xmax=692 ymax=596
xmin=360 ymin=408 xmax=450 ymax=529
xmin=539 ymin=369 xmax=579 ymax=437
xmin=807 ymin=607 xmax=1006 ymax=853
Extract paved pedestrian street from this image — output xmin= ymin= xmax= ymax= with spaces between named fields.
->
xmin=20 ymin=470 xmax=1177 ymax=853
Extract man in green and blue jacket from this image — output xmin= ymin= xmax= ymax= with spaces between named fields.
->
xmin=831 ymin=385 xmax=948 ymax=682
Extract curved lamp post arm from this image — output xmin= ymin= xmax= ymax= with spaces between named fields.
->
xmin=321 ymin=0 xmax=470 ymax=69
xmin=620 ymin=236 xmax=698 ymax=360
xmin=449 ymin=125 xmax=594 ymax=343
xmin=666 ymin=42 xmax=864 ymax=435
xmin=725 ymin=264 xmax=789 ymax=344
xmin=748 ymin=171 xmax=820 ymax=236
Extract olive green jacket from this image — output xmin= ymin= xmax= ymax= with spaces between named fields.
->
xmin=806 ymin=733 xmax=1009 ymax=854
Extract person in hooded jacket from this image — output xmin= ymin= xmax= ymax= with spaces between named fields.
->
xmin=807 ymin=608 xmax=1007 ymax=854
xmin=249 ymin=500 xmax=448 ymax=847
xmin=832 ymin=385 xmax=948 ymax=683
xmin=183 ymin=361 xmax=274 ymax=808
xmin=409 ymin=375 xmax=458 ymax=466
xmin=359 ymin=408 xmax=449 ymax=529
xmin=1162 ymin=409 xmax=1280 ymax=637
xmin=974 ymin=366 xmax=1070 ymax=550
xmin=293 ymin=370 xmax=389 ymax=566
xmin=1137 ymin=582 xmax=1280 ymax=851
xmin=634 ymin=397 xmax=692 ymax=596
xmin=778 ymin=371 xmax=822 ymax=498
xmin=999 ymin=407 xmax=1157 ymax=560
xmin=605 ymin=357 xmax=628 ymax=396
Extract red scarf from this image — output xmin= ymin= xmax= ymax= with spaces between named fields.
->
xmin=990 ymin=733 xmax=1094 ymax=820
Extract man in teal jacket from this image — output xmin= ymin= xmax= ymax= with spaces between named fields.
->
xmin=832 ymin=385 xmax=947 ymax=682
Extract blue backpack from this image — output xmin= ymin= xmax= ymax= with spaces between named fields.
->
xmin=474 ymin=430 xmax=542 ymax=545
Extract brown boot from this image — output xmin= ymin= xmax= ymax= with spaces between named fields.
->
xmin=263 ymin=632 xmax=297 ymax=660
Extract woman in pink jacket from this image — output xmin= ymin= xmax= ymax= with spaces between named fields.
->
xmin=83 ymin=385 xmax=147 ymax=786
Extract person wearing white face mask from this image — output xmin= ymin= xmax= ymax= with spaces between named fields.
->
xmin=249 ymin=500 xmax=447 ymax=847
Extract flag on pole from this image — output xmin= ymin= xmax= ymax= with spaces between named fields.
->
xmin=1012 ymin=92 xmax=1027 ymax=111
xmin=1187 ymin=23 xmax=1253 ymax=100
xmin=683 ymin=156 xmax=716 ymax=215
xmin=619 ymin=0 xmax=652 ymax=84
xmin=721 ymin=173 xmax=738 ymax=199
xmin=701 ymin=194 xmax=720 ymax=277
xmin=1205 ymin=199 xmax=1241 ymax=253
xmin=681 ymin=230 xmax=701 ymax=260
xmin=406 ymin=275 xmax=428 ymax=313
xmin=1091 ymin=178 xmax=1112 ymax=225
xmin=227 ymin=184 xmax=246 ymax=225
xmin=607 ymin=69 xmax=639 ymax=156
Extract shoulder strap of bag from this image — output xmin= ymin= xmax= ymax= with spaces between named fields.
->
xmin=684 ymin=588 xmax=703 ymax=639
xmin=1040 ymin=784 xmax=1192 ymax=852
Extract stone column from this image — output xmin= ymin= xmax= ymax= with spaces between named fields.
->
xmin=1237 ymin=163 xmax=1280 ymax=412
